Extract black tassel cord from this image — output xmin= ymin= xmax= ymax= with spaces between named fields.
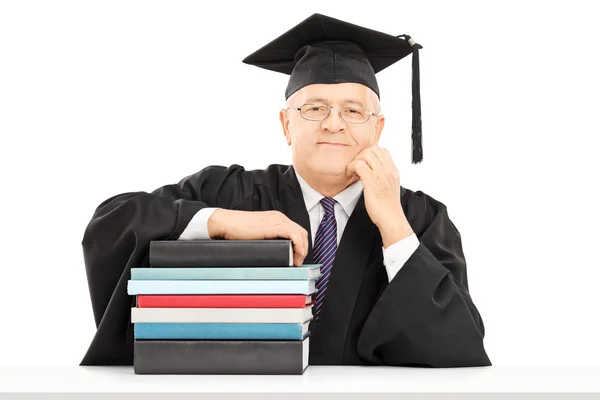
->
xmin=396 ymin=34 xmax=423 ymax=164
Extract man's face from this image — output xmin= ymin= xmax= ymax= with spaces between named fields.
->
xmin=280 ymin=82 xmax=385 ymax=178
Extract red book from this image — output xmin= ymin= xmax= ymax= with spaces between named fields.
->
xmin=137 ymin=294 xmax=314 ymax=308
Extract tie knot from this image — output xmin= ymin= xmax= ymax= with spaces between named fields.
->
xmin=320 ymin=197 xmax=336 ymax=216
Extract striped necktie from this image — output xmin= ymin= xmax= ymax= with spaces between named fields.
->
xmin=313 ymin=197 xmax=337 ymax=322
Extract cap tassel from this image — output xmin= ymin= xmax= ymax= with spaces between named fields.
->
xmin=397 ymin=34 xmax=423 ymax=164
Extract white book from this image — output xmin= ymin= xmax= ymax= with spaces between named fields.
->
xmin=127 ymin=279 xmax=317 ymax=295
xmin=131 ymin=305 xmax=314 ymax=324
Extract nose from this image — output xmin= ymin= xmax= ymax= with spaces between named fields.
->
xmin=321 ymin=107 xmax=346 ymax=133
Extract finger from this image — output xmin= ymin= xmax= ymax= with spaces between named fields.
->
xmin=346 ymin=161 xmax=357 ymax=177
xmin=290 ymin=222 xmax=309 ymax=267
xmin=289 ymin=231 xmax=305 ymax=267
xmin=347 ymin=160 xmax=363 ymax=178
xmin=347 ymin=156 xmax=373 ymax=173
xmin=369 ymin=147 xmax=399 ymax=180
xmin=290 ymin=221 xmax=309 ymax=261
xmin=297 ymin=226 xmax=308 ymax=266
xmin=304 ymin=228 xmax=309 ymax=262
xmin=351 ymin=146 xmax=382 ymax=170
xmin=371 ymin=146 xmax=388 ymax=165
xmin=346 ymin=146 xmax=368 ymax=172
xmin=352 ymin=159 xmax=372 ymax=180
xmin=359 ymin=151 xmax=383 ymax=170
xmin=294 ymin=252 xmax=304 ymax=267
xmin=295 ymin=254 xmax=304 ymax=267
xmin=381 ymin=147 xmax=393 ymax=160
xmin=353 ymin=152 xmax=379 ymax=175
xmin=272 ymin=223 xmax=304 ymax=267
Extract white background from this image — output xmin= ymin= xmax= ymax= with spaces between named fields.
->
xmin=0 ymin=0 xmax=599 ymax=367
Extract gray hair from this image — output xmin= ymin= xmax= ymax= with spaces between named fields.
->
xmin=283 ymin=87 xmax=382 ymax=115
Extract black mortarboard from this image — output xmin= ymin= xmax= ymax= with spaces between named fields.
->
xmin=242 ymin=13 xmax=424 ymax=164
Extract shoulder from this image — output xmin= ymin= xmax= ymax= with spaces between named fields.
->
xmin=400 ymin=186 xmax=452 ymax=234
xmin=243 ymin=164 xmax=299 ymax=194
xmin=401 ymin=185 xmax=447 ymax=210
xmin=176 ymin=163 xmax=296 ymax=197
xmin=179 ymin=163 xmax=292 ymax=182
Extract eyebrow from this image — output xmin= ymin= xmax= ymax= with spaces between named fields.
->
xmin=304 ymin=97 xmax=365 ymax=108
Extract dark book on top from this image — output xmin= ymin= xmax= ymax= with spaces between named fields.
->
xmin=149 ymin=239 xmax=293 ymax=267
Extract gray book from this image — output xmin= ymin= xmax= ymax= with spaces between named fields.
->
xmin=134 ymin=337 xmax=309 ymax=375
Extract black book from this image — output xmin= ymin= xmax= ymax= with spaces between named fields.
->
xmin=134 ymin=338 xmax=309 ymax=375
xmin=149 ymin=239 xmax=293 ymax=267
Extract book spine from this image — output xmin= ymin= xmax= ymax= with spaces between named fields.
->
xmin=149 ymin=240 xmax=291 ymax=267
xmin=137 ymin=295 xmax=308 ymax=308
xmin=131 ymin=267 xmax=309 ymax=280
xmin=127 ymin=280 xmax=315 ymax=295
xmin=134 ymin=340 xmax=306 ymax=374
xmin=130 ymin=307 xmax=312 ymax=323
xmin=134 ymin=322 xmax=305 ymax=340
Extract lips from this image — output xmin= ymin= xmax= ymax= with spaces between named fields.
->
xmin=318 ymin=142 xmax=348 ymax=147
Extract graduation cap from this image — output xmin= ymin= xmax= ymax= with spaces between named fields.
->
xmin=242 ymin=13 xmax=424 ymax=164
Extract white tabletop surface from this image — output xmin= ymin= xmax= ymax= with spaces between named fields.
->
xmin=0 ymin=366 xmax=599 ymax=393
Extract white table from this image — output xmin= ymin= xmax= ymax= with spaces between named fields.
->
xmin=1 ymin=366 xmax=599 ymax=398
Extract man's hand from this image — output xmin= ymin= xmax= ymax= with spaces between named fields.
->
xmin=208 ymin=209 xmax=309 ymax=267
xmin=346 ymin=145 xmax=414 ymax=248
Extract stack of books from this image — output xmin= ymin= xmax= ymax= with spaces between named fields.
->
xmin=127 ymin=239 xmax=320 ymax=375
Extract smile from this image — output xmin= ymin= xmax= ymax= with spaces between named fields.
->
xmin=318 ymin=142 xmax=348 ymax=147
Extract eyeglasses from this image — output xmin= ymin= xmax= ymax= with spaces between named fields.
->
xmin=286 ymin=104 xmax=377 ymax=124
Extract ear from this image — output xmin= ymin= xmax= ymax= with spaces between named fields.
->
xmin=373 ymin=114 xmax=385 ymax=144
xmin=279 ymin=109 xmax=292 ymax=146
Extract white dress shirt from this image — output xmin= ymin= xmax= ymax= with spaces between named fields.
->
xmin=178 ymin=172 xmax=420 ymax=282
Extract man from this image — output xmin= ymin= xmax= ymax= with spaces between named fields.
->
xmin=80 ymin=14 xmax=491 ymax=367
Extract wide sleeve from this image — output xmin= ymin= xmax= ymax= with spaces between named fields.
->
xmin=79 ymin=164 xmax=253 ymax=366
xmin=356 ymin=191 xmax=491 ymax=367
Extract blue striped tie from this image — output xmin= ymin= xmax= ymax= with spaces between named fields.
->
xmin=313 ymin=197 xmax=337 ymax=322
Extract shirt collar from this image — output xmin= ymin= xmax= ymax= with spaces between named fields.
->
xmin=295 ymin=169 xmax=363 ymax=217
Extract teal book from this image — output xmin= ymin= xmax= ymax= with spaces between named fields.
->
xmin=134 ymin=322 xmax=310 ymax=340
xmin=131 ymin=265 xmax=322 ymax=280
xmin=127 ymin=279 xmax=317 ymax=295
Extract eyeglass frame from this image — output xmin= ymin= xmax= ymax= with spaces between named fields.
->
xmin=285 ymin=103 xmax=379 ymax=124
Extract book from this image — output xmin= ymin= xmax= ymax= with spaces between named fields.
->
xmin=131 ymin=265 xmax=321 ymax=280
xmin=131 ymin=305 xmax=313 ymax=323
xmin=134 ymin=321 xmax=310 ymax=340
xmin=149 ymin=239 xmax=293 ymax=267
xmin=136 ymin=294 xmax=313 ymax=308
xmin=127 ymin=279 xmax=317 ymax=295
xmin=134 ymin=338 xmax=309 ymax=374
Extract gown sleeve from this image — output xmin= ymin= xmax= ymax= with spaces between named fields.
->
xmin=79 ymin=164 xmax=252 ymax=365
xmin=356 ymin=191 xmax=492 ymax=367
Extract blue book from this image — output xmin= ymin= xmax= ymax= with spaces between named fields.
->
xmin=131 ymin=265 xmax=322 ymax=280
xmin=134 ymin=322 xmax=310 ymax=340
xmin=127 ymin=279 xmax=317 ymax=295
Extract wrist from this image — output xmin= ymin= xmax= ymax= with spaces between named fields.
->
xmin=207 ymin=208 xmax=228 ymax=239
xmin=379 ymin=214 xmax=414 ymax=249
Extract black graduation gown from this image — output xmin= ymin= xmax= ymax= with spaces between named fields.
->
xmin=80 ymin=163 xmax=491 ymax=367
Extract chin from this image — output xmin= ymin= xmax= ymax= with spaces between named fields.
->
xmin=313 ymin=161 xmax=347 ymax=176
